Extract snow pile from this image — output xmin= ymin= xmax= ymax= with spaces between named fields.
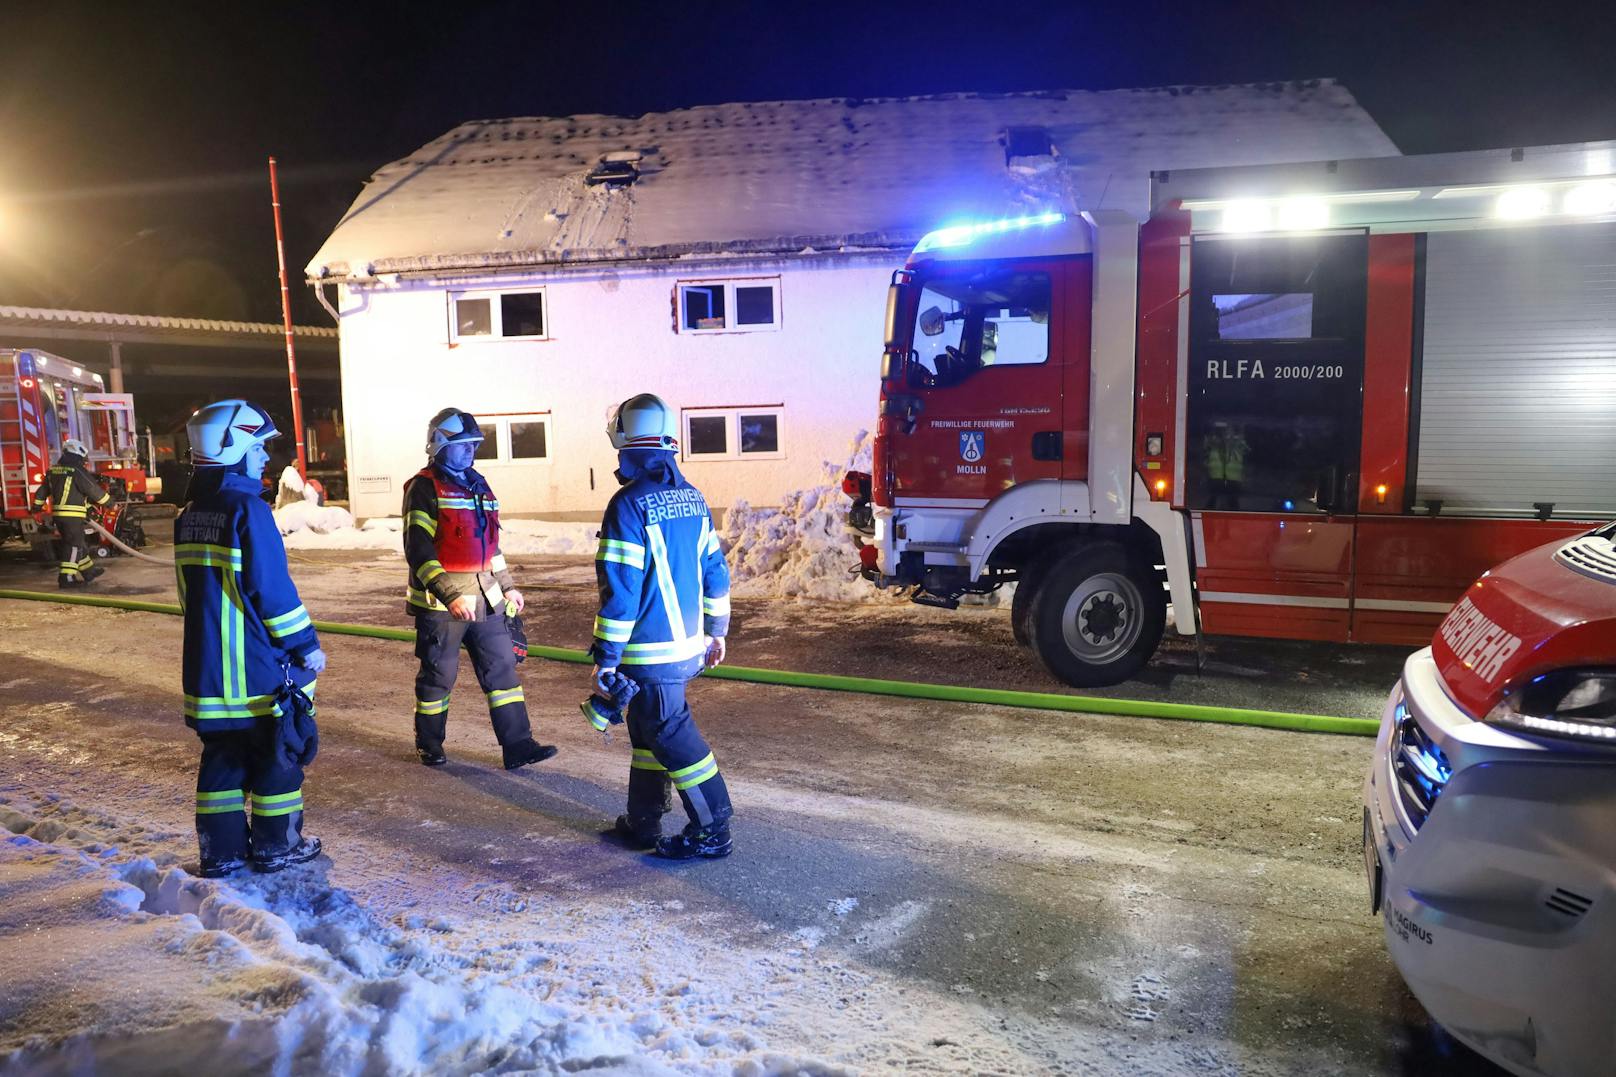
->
xmin=274 ymin=500 xmax=359 ymax=537
xmin=0 ymin=798 xmax=841 ymax=1076
xmin=719 ymin=432 xmax=893 ymax=603
xmin=275 ymin=513 xmax=599 ymax=555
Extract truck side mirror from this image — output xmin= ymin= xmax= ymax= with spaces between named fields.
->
xmin=919 ymin=306 xmax=945 ymax=336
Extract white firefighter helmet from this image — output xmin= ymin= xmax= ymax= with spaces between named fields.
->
xmin=61 ymin=438 xmax=90 ymax=459
xmin=606 ymin=393 xmax=678 ymax=451
xmin=425 ymin=408 xmax=485 ymax=457
xmin=186 ymin=400 xmax=280 ymax=467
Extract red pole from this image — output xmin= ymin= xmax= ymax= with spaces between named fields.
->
xmin=268 ymin=155 xmax=307 ymax=478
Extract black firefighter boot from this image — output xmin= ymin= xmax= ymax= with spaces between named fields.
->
xmin=502 ymin=738 xmax=558 ymax=770
xmin=656 ymin=821 xmax=733 ymax=860
xmin=253 ymin=836 xmax=323 ymax=873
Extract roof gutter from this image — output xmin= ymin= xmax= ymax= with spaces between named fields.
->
xmin=307 ymin=230 xmax=920 ymax=287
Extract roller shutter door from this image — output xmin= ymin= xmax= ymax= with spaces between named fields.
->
xmin=1416 ymin=222 xmax=1616 ymax=515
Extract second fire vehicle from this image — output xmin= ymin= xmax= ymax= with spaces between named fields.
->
xmin=847 ymin=141 xmax=1616 ymax=686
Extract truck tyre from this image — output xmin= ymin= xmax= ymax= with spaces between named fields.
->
xmin=1028 ymin=544 xmax=1165 ymax=688
xmin=1011 ymin=574 xmax=1038 ymax=647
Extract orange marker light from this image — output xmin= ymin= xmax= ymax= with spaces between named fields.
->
xmin=1375 ymin=483 xmax=1388 ymax=504
xmin=1154 ymin=479 xmax=1169 ymax=498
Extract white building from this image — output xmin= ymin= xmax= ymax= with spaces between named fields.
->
xmin=307 ymin=83 xmax=1396 ymax=518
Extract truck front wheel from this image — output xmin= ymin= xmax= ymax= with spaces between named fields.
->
xmin=1028 ymin=544 xmax=1165 ymax=688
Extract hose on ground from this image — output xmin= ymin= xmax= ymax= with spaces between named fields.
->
xmin=0 ymin=588 xmax=1381 ymax=738
xmin=86 ymin=518 xmax=176 ymax=566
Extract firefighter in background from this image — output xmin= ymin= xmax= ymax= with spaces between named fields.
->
xmin=1204 ymin=421 xmax=1249 ymax=510
xmin=30 ymin=438 xmax=111 ymax=587
xmin=404 ymin=408 xmax=557 ymax=770
xmin=178 ymin=400 xmax=325 ymax=876
xmin=591 ymin=393 xmax=734 ymax=859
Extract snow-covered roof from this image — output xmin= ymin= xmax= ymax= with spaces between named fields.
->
xmin=0 ymin=305 xmax=338 ymax=338
xmin=309 ymin=81 xmax=1398 ymax=281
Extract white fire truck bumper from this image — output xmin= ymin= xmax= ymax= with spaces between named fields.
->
xmin=1364 ymin=648 xmax=1616 ymax=1077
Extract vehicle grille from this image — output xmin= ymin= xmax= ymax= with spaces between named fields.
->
xmin=1391 ymin=703 xmax=1452 ymax=833
xmin=1556 ymin=534 xmax=1616 ymax=586
xmin=1546 ymin=887 xmax=1594 ymax=920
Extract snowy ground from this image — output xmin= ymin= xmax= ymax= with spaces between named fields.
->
xmin=0 ymin=549 xmax=1501 ymax=1075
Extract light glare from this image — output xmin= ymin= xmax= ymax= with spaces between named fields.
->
xmin=1563 ymin=182 xmax=1616 ymax=216
xmin=1221 ymin=201 xmax=1272 ymax=232
xmin=1276 ymin=199 xmax=1330 ymax=231
xmin=1495 ymin=188 xmax=1550 ymax=219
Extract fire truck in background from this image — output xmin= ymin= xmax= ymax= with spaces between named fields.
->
xmin=847 ymin=141 xmax=1616 ymax=687
xmin=1 ymin=347 xmax=159 ymax=548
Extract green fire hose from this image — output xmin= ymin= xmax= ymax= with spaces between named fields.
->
xmin=0 ymin=588 xmax=1380 ymax=737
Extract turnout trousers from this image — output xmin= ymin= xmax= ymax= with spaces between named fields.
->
xmin=623 ymin=680 xmax=732 ymax=832
xmin=194 ymin=667 xmax=316 ymax=869
xmin=52 ymin=517 xmax=94 ymax=583
xmin=412 ymin=610 xmax=533 ymax=752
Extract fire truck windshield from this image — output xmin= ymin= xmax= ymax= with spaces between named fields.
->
xmin=903 ymin=268 xmax=1051 ymax=388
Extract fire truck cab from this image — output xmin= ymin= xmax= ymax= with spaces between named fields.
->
xmin=1 ymin=348 xmax=155 ymax=544
xmin=854 ymin=141 xmax=1616 ymax=686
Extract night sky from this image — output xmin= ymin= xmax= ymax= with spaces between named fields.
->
xmin=4 ymin=1 xmax=1615 ymax=327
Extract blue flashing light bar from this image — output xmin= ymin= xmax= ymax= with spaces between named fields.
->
xmin=915 ymin=211 xmax=1066 ymax=253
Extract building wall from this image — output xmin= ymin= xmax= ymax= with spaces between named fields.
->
xmin=335 ymin=253 xmax=901 ymax=519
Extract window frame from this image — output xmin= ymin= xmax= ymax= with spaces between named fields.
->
xmin=472 ymin=412 xmax=553 ymax=464
xmin=448 ymin=287 xmax=550 ymax=343
xmin=674 ymin=277 xmax=782 ymax=335
xmin=680 ymin=405 xmax=785 ymax=461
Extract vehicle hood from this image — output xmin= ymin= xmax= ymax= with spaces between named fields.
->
xmin=1433 ymin=523 xmax=1616 ymax=718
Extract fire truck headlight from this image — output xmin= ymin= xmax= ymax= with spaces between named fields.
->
xmin=1484 ymin=668 xmax=1616 ymax=742
xmin=1495 ymin=187 xmax=1550 ymax=220
xmin=1221 ymin=201 xmax=1272 ymax=233
xmin=1564 ymin=181 xmax=1616 ymax=217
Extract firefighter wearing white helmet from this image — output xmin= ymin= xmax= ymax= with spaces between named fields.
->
xmin=30 ymin=434 xmax=113 ymax=587
xmin=175 ymin=399 xmax=326 ymax=876
xmin=590 ymin=393 xmax=735 ymax=859
xmin=401 ymin=407 xmax=557 ymax=771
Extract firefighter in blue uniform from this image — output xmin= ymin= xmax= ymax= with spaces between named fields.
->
xmin=403 ymin=408 xmax=557 ymax=770
xmin=590 ymin=393 xmax=734 ymax=859
xmin=178 ymin=400 xmax=325 ymax=876
xmin=31 ymin=438 xmax=111 ymax=587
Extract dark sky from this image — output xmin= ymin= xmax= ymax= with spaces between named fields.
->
xmin=3 ymin=0 xmax=1614 ymax=325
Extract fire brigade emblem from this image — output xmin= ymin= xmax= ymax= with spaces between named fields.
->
xmin=959 ymin=431 xmax=986 ymax=464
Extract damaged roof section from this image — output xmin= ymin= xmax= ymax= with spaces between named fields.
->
xmin=308 ymin=81 xmax=1399 ymax=281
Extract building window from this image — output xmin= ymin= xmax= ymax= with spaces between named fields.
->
xmin=676 ymin=278 xmax=780 ymax=333
xmin=469 ymin=413 xmax=551 ymax=463
xmin=449 ymin=288 xmax=548 ymax=342
xmin=681 ymin=407 xmax=784 ymax=460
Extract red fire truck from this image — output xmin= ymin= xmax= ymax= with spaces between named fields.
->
xmin=2 ymin=348 xmax=157 ymax=547
xmin=848 ymin=141 xmax=1615 ymax=686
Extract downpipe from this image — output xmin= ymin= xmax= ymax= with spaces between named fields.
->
xmin=0 ymin=589 xmax=1378 ymax=738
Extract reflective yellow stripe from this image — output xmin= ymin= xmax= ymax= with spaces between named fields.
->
xmin=418 ymin=559 xmax=446 ymax=584
xmin=263 ymin=605 xmax=312 ymax=638
xmin=407 ymin=509 xmax=438 ymax=536
xmin=195 ymin=789 xmax=245 ymax=814
xmin=486 ymin=686 xmax=525 ymax=708
xmin=670 ymin=752 xmax=719 ymax=790
xmin=580 ymin=700 xmax=613 ymax=731
xmin=184 ymin=694 xmax=278 ymax=720
xmin=407 ymin=586 xmax=447 ymax=610
xmin=702 ymin=594 xmax=731 ymax=617
xmin=251 ymin=789 xmax=304 ymax=817
xmin=619 ymin=637 xmax=708 ymax=665
xmin=52 ymin=507 xmax=89 ymax=517
xmin=630 ymin=748 xmax=666 ymax=771
xmin=594 ymin=615 xmax=635 ymax=643
xmin=174 ymin=543 xmax=243 ymax=568
xmin=437 ymin=497 xmax=479 ymax=509
xmin=415 ymin=695 xmax=451 ymax=715
xmin=597 ymin=539 xmax=646 ymax=569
